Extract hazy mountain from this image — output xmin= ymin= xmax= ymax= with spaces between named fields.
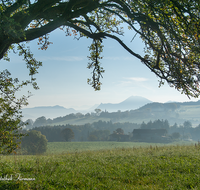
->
xmin=23 ymin=98 xmax=200 ymax=127
xmin=85 ymin=104 xmax=100 ymax=112
xmin=45 ymin=100 xmax=200 ymax=127
xmin=22 ymin=105 xmax=77 ymax=121
xmin=75 ymin=104 xmax=100 ymax=114
xmin=125 ymin=100 xmax=200 ymax=126
xmin=139 ymin=100 xmax=200 ymax=111
xmin=96 ymin=96 xmax=152 ymax=112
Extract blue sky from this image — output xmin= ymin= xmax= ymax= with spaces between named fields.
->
xmin=1 ymin=27 xmax=199 ymax=110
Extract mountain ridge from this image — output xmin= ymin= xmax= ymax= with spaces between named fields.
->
xmin=22 ymin=97 xmax=200 ymax=126
xmin=22 ymin=106 xmax=77 ymax=121
xmin=96 ymin=96 xmax=152 ymax=112
xmin=22 ymin=96 xmax=152 ymax=120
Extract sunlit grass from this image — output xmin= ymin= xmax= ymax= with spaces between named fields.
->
xmin=0 ymin=142 xmax=199 ymax=189
xmin=46 ymin=141 xmax=165 ymax=155
xmin=46 ymin=141 xmax=195 ymax=155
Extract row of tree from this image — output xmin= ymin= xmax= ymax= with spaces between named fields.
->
xmin=27 ymin=119 xmax=200 ymax=143
xmin=140 ymin=119 xmax=200 ymax=141
xmin=17 ymin=119 xmax=200 ymax=155
xmin=17 ymin=127 xmax=126 ymax=155
xmin=27 ymin=121 xmax=140 ymax=142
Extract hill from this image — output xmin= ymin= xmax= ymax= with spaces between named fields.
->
xmin=22 ymin=98 xmax=200 ymax=128
xmin=124 ymin=100 xmax=200 ymax=126
xmin=32 ymin=100 xmax=200 ymax=127
xmin=22 ymin=105 xmax=77 ymax=121
xmin=21 ymin=96 xmax=152 ymax=121
xmin=97 ymin=96 xmax=152 ymax=112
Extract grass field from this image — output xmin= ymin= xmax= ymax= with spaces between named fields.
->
xmin=45 ymin=141 xmax=195 ymax=155
xmin=0 ymin=141 xmax=199 ymax=189
xmin=46 ymin=141 xmax=166 ymax=155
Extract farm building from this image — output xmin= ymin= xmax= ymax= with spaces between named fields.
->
xmin=132 ymin=129 xmax=171 ymax=143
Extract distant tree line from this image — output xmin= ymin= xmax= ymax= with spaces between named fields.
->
xmin=27 ymin=120 xmax=140 ymax=142
xmin=140 ymin=119 xmax=200 ymax=141
xmin=141 ymin=119 xmax=170 ymax=130
xmin=24 ymin=117 xmax=200 ymax=142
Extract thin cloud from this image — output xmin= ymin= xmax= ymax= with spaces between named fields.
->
xmin=116 ymin=77 xmax=150 ymax=89
xmin=116 ymin=77 xmax=153 ymax=92
xmin=39 ymin=56 xmax=86 ymax=62
xmin=104 ymin=56 xmax=136 ymax=61
xmin=124 ymin=77 xmax=149 ymax=82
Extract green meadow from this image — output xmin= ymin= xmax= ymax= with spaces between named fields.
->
xmin=0 ymin=141 xmax=199 ymax=190
xmin=46 ymin=141 xmax=166 ymax=155
xmin=45 ymin=141 xmax=195 ymax=154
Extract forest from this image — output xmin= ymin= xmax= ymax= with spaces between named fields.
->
xmin=22 ymin=119 xmax=200 ymax=143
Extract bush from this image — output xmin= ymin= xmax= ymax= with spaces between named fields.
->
xmin=20 ymin=130 xmax=48 ymax=155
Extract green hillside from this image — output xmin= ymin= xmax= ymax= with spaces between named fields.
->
xmin=30 ymin=101 xmax=200 ymax=127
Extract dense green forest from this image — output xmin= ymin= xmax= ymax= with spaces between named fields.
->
xmin=27 ymin=121 xmax=139 ymax=142
xmin=22 ymin=119 xmax=200 ymax=143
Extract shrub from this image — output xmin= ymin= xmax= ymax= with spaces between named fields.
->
xmin=21 ymin=130 xmax=48 ymax=155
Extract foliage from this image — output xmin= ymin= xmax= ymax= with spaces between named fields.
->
xmin=0 ymin=70 xmax=29 ymax=155
xmin=30 ymin=121 xmax=139 ymax=142
xmin=0 ymin=0 xmax=199 ymax=96
xmin=140 ymin=119 xmax=170 ymax=129
xmin=183 ymin=120 xmax=192 ymax=128
xmin=115 ymin=128 xmax=124 ymax=134
xmin=25 ymin=118 xmax=200 ymax=143
xmin=61 ymin=128 xmax=74 ymax=142
xmin=110 ymin=128 xmax=127 ymax=141
xmin=24 ymin=119 xmax=34 ymax=130
xmin=94 ymin=108 xmax=101 ymax=116
xmin=33 ymin=116 xmax=47 ymax=127
xmin=20 ymin=130 xmax=48 ymax=155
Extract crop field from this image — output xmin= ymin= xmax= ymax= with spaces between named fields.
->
xmin=0 ymin=141 xmax=199 ymax=189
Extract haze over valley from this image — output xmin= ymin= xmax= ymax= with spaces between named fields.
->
xmin=22 ymin=95 xmax=200 ymax=127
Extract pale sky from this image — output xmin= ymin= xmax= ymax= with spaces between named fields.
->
xmin=1 ymin=27 xmax=199 ymax=110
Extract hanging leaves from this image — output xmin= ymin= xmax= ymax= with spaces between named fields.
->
xmin=87 ymin=39 xmax=104 ymax=90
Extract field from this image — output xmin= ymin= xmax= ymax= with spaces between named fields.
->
xmin=0 ymin=141 xmax=199 ymax=189
xmin=45 ymin=141 xmax=194 ymax=154
xmin=46 ymin=141 xmax=168 ymax=154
